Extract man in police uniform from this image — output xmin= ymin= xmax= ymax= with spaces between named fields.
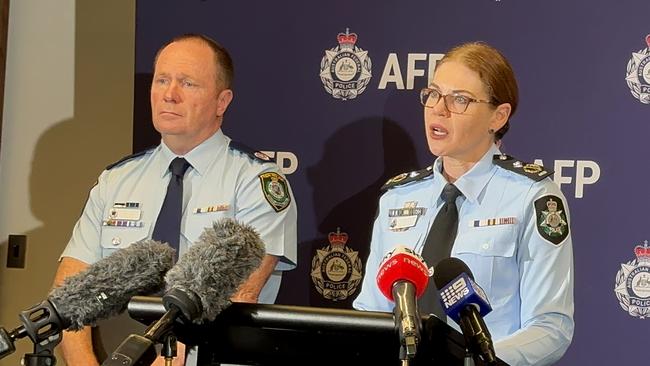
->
xmin=54 ymin=34 xmax=297 ymax=366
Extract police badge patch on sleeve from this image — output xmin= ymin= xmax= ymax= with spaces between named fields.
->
xmin=259 ymin=172 xmax=291 ymax=212
xmin=534 ymin=195 xmax=569 ymax=245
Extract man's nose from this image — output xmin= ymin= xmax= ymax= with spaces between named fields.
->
xmin=163 ymin=81 xmax=181 ymax=103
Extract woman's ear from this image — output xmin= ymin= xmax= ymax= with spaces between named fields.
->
xmin=490 ymin=103 xmax=511 ymax=132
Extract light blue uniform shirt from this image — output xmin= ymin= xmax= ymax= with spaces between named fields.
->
xmin=62 ymin=129 xmax=297 ymax=304
xmin=353 ymin=144 xmax=574 ymax=366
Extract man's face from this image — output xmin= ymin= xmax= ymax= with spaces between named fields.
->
xmin=151 ymin=39 xmax=232 ymax=151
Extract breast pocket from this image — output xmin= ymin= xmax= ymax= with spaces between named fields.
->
xmin=99 ymin=223 xmax=151 ymax=258
xmin=453 ymin=226 xmax=518 ymax=299
xmin=183 ymin=210 xmax=234 ymax=244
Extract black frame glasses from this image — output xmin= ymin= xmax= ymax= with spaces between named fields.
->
xmin=420 ymin=88 xmax=495 ymax=114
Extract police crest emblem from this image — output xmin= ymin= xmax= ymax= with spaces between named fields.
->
xmin=319 ymin=28 xmax=372 ymax=101
xmin=614 ymin=241 xmax=650 ymax=319
xmin=534 ymin=195 xmax=569 ymax=245
xmin=259 ymin=172 xmax=291 ymax=212
xmin=311 ymin=228 xmax=363 ymax=301
xmin=625 ymin=35 xmax=650 ymax=104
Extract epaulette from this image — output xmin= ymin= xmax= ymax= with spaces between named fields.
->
xmin=493 ymin=154 xmax=553 ymax=182
xmin=105 ymin=149 xmax=151 ymax=170
xmin=381 ymin=166 xmax=434 ymax=191
xmin=229 ymin=141 xmax=276 ymax=164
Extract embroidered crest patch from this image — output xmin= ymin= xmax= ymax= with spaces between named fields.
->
xmin=534 ymin=195 xmax=569 ymax=245
xmin=259 ymin=172 xmax=291 ymax=212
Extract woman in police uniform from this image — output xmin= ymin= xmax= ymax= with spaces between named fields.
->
xmin=353 ymin=42 xmax=574 ymax=366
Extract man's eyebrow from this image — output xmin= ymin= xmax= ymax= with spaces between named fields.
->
xmin=153 ymin=72 xmax=197 ymax=82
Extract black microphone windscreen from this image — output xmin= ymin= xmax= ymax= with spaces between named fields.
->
xmin=164 ymin=218 xmax=265 ymax=323
xmin=49 ymin=240 xmax=175 ymax=331
xmin=433 ymin=257 xmax=474 ymax=290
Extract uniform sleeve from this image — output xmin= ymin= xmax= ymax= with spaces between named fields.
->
xmin=234 ymin=164 xmax=297 ymax=271
xmin=353 ymin=196 xmax=393 ymax=312
xmin=59 ymin=171 xmax=108 ymax=264
xmin=493 ymin=179 xmax=574 ymax=366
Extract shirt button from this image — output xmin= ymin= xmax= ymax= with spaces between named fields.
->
xmin=111 ymin=237 xmax=121 ymax=246
xmin=482 ymin=243 xmax=490 ymax=250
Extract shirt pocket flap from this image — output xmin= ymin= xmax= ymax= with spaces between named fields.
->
xmin=454 ymin=227 xmax=516 ymax=258
xmin=183 ymin=211 xmax=232 ymax=244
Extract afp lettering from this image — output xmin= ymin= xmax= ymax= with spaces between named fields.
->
xmin=261 ymin=151 xmax=299 ymax=175
xmin=378 ymin=53 xmax=444 ymax=90
xmin=533 ymin=159 xmax=601 ymax=199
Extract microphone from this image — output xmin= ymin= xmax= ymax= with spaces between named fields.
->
xmin=163 ymin=217 xmax=266 ymax=323
xmin=433 ymin=257 xmax=497 ymax=365
xmin=0 ymin=240 xmax=174 ymax=361
xmin=376 ymin=246 xmax=429 ymax=361
xmin=104 ymin=218 xmax=265 ymax=366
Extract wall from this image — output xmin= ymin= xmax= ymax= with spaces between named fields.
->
xmin=0 ymin=1 xmax=134 ymax=364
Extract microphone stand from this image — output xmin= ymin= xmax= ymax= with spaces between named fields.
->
xmin=103 ymin=289 xmax=200 ymax=366
xmin=0 ymin=325 xmax=58 ymax=366
xmin=19 ymin=300 xmax=64 ymax=366
xmin=102 ymin=307 xmax=179 ymax=366
xmin=22 ymin=341 xmax=58 ymax=366
xmin=463 ymin=350 xmax=476 ymax=366
xmin=162 ymin=333 xmax=177 ymax=366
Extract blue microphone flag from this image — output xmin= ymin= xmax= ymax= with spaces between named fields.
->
xmin=439 ymin=272 xmax=492 ymax=323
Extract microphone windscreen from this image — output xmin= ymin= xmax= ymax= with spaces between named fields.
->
xmin=49 ymin=240 xmax=175 ymax=331
xmin=164 ymin=218 xmax=265 ymax=323
xmin=376 ymin=246 xmax=430 ymax=301
xmin=433 ymin=257 xmax=474 ymax=290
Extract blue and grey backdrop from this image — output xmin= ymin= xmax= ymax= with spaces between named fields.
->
xmin=133 ymin=1 xmax=650 ymax=364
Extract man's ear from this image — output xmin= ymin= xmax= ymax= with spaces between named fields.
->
xmin=216 ymin=89 xmax=233 ymax=117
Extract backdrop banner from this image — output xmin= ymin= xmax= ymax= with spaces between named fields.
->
xmin=133 ymin=1 xmax=650 ymax=363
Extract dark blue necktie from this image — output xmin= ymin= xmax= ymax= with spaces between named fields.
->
xmin=152 ymin=157 xmax=191 ymax=257
xmin=420 ymin=183 xmax=463 ymax=319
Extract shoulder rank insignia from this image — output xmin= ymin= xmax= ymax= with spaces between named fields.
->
xmin=229 ymin=141 xmax=275 ymax=164
xmin=381 ymin=166 xmax=434 ymax=191
xmin=534 ymin=195 xmax=569 ymax=245
xmin=259 ymin=172 xmax=291 ymax=212
xmin=493 ymin=154 xmax=552 ymax=182
xmin=105 ymin=148 xmax=152 ymax=170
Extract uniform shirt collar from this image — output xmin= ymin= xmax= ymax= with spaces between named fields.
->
xmin=158 ymin=129 xmax=228 ymax=177
xmin=431 ymin=144 xmax=500 ymax=204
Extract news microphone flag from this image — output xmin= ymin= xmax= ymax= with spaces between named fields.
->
xmin=376 ymin=246 xmax=430 ymax=301
xmin=439 ymin=272 xmax=492 ymax=324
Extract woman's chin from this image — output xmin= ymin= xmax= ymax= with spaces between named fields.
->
xmin=426 ymin=142 xmax=447 ymax=158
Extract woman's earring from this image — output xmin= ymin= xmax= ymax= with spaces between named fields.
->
xmin=488 ymin=128 xmax=495 ymax=134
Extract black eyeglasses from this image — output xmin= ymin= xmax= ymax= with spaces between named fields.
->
xmin=420 ymin=88 xmax=495 ymax=114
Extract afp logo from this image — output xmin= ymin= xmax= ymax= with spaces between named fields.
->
xmin=614 ymin=241 xmax=650 ymax=319
xmin=311 ymin=228 xmax=363 ymax=301
xmin=319 ymin=28 xmax=372 ymax=100
xmin=625 ymin=34 xmax=650 ymax=104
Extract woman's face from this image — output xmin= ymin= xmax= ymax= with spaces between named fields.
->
xmin=424 ymin=60 xmax=506 ymax=163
